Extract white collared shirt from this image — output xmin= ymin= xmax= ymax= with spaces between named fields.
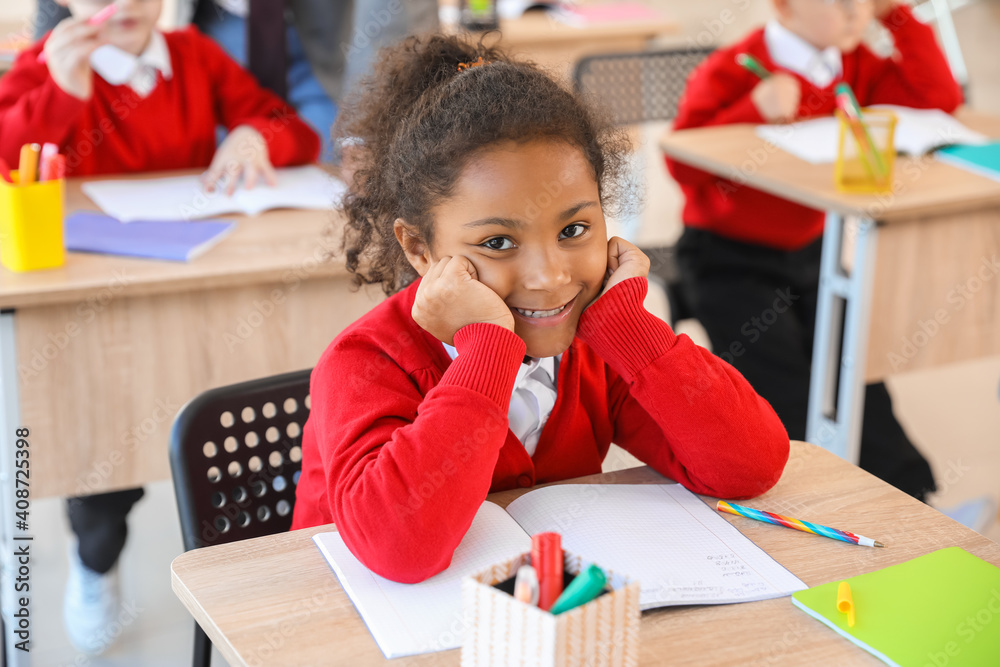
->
xmin=442 ymin=342 xmax=560 ymax=457
xmin=764 ymin=20 xmax=842 ymax=89
xmin=89 ymin=30 xmax=173 ymax=98
xmin=215 ymin=0 xmax=249 ymax=18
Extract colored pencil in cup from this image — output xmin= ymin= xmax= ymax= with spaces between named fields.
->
xmin=736 ymin=53 xmax=771 ymax=80
xmin=834 ymin=82 xmax=886 ymax=177
xmin=18 ymin=143 xmax=41 ymax=184
xmin=717 ymin=501 xmax=886 ymax=548
xmin=38 ymin=3 xmax=118 ymax=63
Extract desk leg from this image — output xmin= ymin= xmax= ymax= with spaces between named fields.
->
xmin=806 ymin=213 xmax=878 ymax=464
xmin=0 ymin=311 xmax=28 ymax=665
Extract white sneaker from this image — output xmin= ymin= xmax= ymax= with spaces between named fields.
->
xmin=63 ymin=545 xmax=121 ymax=655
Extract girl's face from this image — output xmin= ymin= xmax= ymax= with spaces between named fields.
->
xmin=421 ymin=139 xmax=608 ymax=358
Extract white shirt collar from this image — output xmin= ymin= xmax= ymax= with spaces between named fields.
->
xmin=89 ymin=30 xmax=173 ymax=96
xmin=764 ymin=19 xmax=842 ymax=89
xmin=442 ymin=341 xmax=560 ymax=457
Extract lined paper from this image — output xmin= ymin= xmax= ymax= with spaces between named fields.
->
xmin=314 ymin=484 xmax=806 ymax=658
xmin=505 ymin=484 xmax=806 ymax=608
xmin=313 ymin=502 xmax=530 ymax=659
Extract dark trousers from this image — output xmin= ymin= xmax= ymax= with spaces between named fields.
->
xmin=676 ymin=227 xmax=936 ymax=501
xmin=66 ymin=488 xmax=145 ymax=574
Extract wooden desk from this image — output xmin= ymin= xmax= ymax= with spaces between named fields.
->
xmin=0 ymin=171 xmax=383 ymax=499
xmin=171 ymin=442 xmax=1000 ymax=666
xmin=661 ymin=111 xmax=1000 ymax=463
xmin=442 ymin=9 xmax=677 ymax=80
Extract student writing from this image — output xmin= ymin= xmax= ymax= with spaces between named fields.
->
xmin=665 ymin=0 xmax=962 ymax=502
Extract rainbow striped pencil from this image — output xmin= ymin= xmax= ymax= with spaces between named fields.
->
xmin=717 ymin=501 xmax=885 ymax=548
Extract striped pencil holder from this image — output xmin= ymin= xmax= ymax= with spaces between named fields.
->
xmin=461 ymin=550 xmax=640 ymax=667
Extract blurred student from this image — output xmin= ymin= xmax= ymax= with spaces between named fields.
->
xmin=666 ymin=0 xmax=962 ymax=501
xmin=1 ymin=0 xmax=318 ymax=653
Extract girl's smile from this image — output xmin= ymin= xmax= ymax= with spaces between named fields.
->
xmin=419 ymin=138 xmax=608 ymax=357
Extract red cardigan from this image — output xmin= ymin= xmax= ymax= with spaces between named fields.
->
xmin=0 ymin=27 xmax=319 ymax=176
xmin=292 ymin=276 xmax=790 ymax=583
xmin=666 ymin=4 xmax=962 ymax=250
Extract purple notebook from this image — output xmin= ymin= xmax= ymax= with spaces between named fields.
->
xmin=64 ymin=211 xmax=236 ymax=262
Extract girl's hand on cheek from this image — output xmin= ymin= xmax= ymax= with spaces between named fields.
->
xmin=590 ymin=236 xmax=649 ymax=307
xmin=412 ymin=256 xmax=515 ymax=345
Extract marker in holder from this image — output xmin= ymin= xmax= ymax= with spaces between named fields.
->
xmin=0 ymin=170 xmax=66 ymax=272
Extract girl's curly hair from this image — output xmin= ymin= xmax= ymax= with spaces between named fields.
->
xmin=336 ymin=33 xmax=635 ymax=296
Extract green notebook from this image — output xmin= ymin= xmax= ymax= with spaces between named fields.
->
xmin=936 ymin=142 xmax=1000 ymax=183
xmin=792 ymin=547 xmax=1000 ymax=667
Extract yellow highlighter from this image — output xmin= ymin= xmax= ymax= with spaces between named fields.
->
xmin=837 ymin=581 xmax=855 ymax=627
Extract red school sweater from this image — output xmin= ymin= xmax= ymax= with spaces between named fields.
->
xmin=291 ymin=276 xmax=790 ymax=583
xmin=0 ymin=27 xmax=319 ymax=176
xmin=666 ymin=4 xmax=962 ymax=250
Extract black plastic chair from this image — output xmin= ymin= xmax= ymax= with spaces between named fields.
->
xmin=573 ymin=47 xmax=715 ymax=326
xmin=169 ymin=368 xmax=312 ymax=667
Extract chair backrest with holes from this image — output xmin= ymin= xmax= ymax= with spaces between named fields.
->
xmin=573 ymin=47 xmax=715 ymax=125
xmin=169 ymin=369 xmax=312 ymax=551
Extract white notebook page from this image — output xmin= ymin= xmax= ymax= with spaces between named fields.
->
xmin=312 ymin=501 xmax=531 ymax=659
xmin=81 ymin=166 xmax=345 ymax=222
xmin=754 ymin=106 xmax=987 ymax=164
xmin=505 ymin=484 xmax=806 ymax=608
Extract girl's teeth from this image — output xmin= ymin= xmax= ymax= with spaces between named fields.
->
xmin=515 ymin=304 xmax=567 ymax=318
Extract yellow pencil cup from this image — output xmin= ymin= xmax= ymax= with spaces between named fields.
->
xmin=834 ymin=109 xmax=897 ymax=194
xmin=0 ymin=171 xmax=65 ymax=272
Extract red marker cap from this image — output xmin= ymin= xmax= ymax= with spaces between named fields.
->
xmin=531 ymin=532 xmax=563 ymax=611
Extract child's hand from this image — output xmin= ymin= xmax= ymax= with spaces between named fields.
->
xmin=412 ymin=255 xmax=515 ymax=345
xmin=589 ymin=236 xmax=650 ymax=306
xmin=201 ymin=125 xmax=278 ymax=195
xmin=873 ymin=0 xmax=897 ymax=18
xmin=751 ymin=73 xmax=801 ymax=124
xmin=42 ymin=16 xmax=106 ymax=100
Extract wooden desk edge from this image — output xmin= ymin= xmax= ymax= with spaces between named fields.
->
xmin=660 ymin=118 xmax=1000 ymax=223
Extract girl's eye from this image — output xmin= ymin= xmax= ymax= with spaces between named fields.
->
xmin=482 ymin=237 xmax=515 ymax=251
xmin=560 ymin=223 xmax=587 ymax=240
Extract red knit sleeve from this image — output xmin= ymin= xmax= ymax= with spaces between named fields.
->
xmin=853 ymin=4 xmax=962 ymax=112
xmin=666 ymin=44 xmax=767 ymax=188
xmin=312 ymin=322 xmax=526 ymax=583
xmin=0 ymin=40 xmax=88 ymax=168
xmin=576 ymin=277 xmax=789 ymax=498
xmin=191 ymin=27 xmax=320 ymax=166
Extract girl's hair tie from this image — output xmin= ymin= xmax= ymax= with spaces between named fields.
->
xmin=457 ymin=56 xmax=488 ymax=72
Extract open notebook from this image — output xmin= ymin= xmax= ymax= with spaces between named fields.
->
xmin=314 ymin=483 xmax=806 ymax=659
xmin=755 ymin=105 xmax=988 ymax=164
xmin=792 ymin=547 xmax=1000 ymax=666
xmin=80 ymin=166 xmax=346 ymax=222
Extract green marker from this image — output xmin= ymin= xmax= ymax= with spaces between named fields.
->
xmin=549 ymin=564 xmax=607 ymax=615
xmin=736 ymin=53 xmax=771 ymax=80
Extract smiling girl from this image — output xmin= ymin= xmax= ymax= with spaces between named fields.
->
xmin=291 ymin=35 xmax=790 ymax=583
